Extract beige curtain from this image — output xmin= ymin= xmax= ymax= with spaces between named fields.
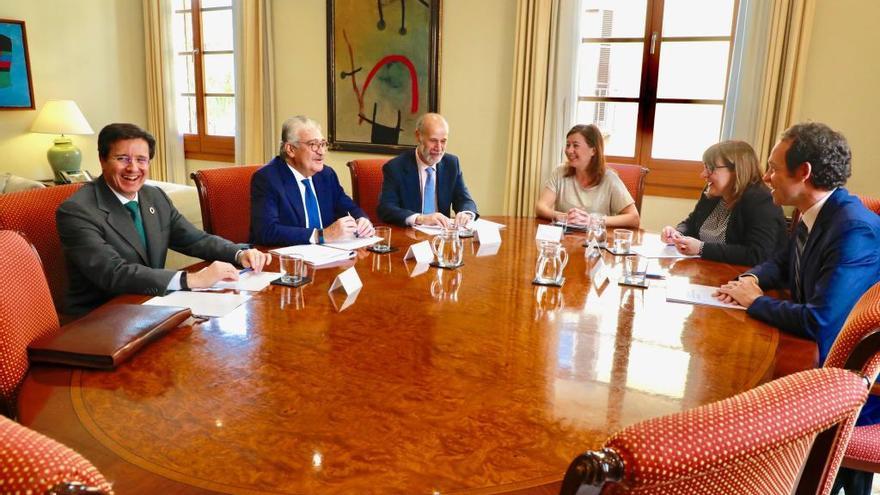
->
xmin=504 ymin=0 xmax=579 ymax=217
xmin=504 ymin=0 xmax=556 ymax=217
xmin=233 ymin=0 xmax=276 ymax=166
xmin=753 ymin=0 xmax=816 ymax=161
xmin=143 ymin=0 xmax=186 ymax=183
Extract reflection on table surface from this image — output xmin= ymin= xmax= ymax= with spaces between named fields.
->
xmin=18 ymin=217 xmax=817 ymax=495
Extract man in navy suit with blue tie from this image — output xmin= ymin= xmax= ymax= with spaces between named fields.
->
xmin=715 ymin=122 xmax=880 ymax=495
xmin=251 ymin=116 xmax=374 ymax=246
xmin=378 ymin=113 xmax=478 ymax=228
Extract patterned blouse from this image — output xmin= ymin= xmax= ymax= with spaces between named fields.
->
xmin=698 ymin=199 xmax=731 ymax=243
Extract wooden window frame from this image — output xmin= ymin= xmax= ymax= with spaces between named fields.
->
xmin=579 ymin=0 xmax=739 ymax=198
xmin=177 ymin=0 xmax=235 ymax=162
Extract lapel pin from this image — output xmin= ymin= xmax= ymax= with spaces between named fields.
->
xmin=149 ymin=206 xmax=156 ymax=215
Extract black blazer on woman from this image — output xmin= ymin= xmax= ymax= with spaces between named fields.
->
xmin=676 ymin=183 xmax=786 ymax=266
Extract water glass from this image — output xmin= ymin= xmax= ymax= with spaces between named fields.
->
xmin=280 ymin=254 xmax=304 ymax=284
xmin=431 ymin=226 xmax=464 ymax=267
xmin=534 ymin=241 xmax=569 ymax=284
xmin=622 ymin=256 xmax=648 ymax=286
xmin=613 ymin=229 xmax=633 ymax=254
xmin=589 ymin=213 xmax=606 ymax=245
xmin=374 ymin=226 xmax=392 ymax=252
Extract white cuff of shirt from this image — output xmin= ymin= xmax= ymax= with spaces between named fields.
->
xmin=168 ymin=271 xmax=183 ymax=291
xmin=406 ymin=213 xmax=420 ymax=226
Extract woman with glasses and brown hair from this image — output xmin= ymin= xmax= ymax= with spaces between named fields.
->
xmin=661 ymin=140 xmax=785 ymax=266
xmin=535 ymin=124 xmax=640 ymax=228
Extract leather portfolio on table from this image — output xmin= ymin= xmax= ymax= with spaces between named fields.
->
xmin=28 ymin=304 xmax=192 ymax=370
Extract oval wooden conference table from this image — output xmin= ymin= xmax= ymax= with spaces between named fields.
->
xmin=18 ymin=217 xmax=817 ymax=495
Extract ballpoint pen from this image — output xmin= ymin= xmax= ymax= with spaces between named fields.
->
xmin=348 ymin=211 xmax=359 ymax=237
xmin=239 ymin=267 xmax=253 ymax=275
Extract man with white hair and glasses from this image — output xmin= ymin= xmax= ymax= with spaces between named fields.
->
xmin=251 ymin=115 xmax=374 ymax=246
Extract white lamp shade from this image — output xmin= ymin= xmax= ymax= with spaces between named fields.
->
xmin=30 ymin=100 xmax=94 ymax=135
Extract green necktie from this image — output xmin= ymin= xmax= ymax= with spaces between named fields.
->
xmin=124 ymin=201 xmax=148 ymax=249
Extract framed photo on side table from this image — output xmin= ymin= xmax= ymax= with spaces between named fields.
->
xmin=59 ymin=170 xmax=93 ymax=184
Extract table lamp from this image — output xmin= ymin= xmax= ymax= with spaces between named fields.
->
xmin=30 ymin=100 xmax=94 ymax=183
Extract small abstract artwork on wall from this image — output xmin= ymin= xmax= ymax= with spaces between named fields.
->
xmin=327 ymin=0 xmax=440 ymax=154
xmin=0 ymin=19 xmax=34 ymax=110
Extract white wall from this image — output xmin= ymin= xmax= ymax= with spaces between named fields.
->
xmin=794 ymin=0 xmax=880 ymax=197
xmin=0 ymin=0 xmax=147 ymax=181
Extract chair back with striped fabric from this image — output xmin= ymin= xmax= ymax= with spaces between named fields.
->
xmin=0 ymin=231 xmax=60 ymax=418
xmin=0 ymin=415 xmax=112 ymax=494
xmin=560 ymin=368 xmax=868 ymax=495
xmin=346 ymin=159 xmax=388 ymax=222
xmin=0 ymin=184 xmax=82 ymax=316
xmin=190 ymin=165 xmax=261 ymax=243
xmin=802 ymin=282 xmax=880 ymax=493
xmin=607 ymin=163 xmax=649 ymax=213
xmin=858 ymin=195 xmax=880 ymax=216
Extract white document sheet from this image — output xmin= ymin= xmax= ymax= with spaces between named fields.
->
xmin=269 ymin=244 xmax=355 ymax=266
xmin=213 ymin=271 xmax=282 ymax=291
xmin=144 ymin=291 xmax=251 ymax=317
xmin=631 ymin=243 xmax=699 ymax=259
xmin=666 ymin=284 xmax=746 ymax=311
xmin=324 ymin=236 xmax=381 ymax=250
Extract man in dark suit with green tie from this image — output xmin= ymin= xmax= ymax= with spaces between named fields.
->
xmin=57 ymin=123 xmax=271 ymax=315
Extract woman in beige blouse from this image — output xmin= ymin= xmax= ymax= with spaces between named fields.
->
xmin=535 ymin=124 xmax=640 ymax=228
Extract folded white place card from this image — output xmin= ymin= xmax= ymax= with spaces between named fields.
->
xmin=474 ymin=224 xmax=501 ymax=246
xmin=472 ymin=218 xmax=506 ymax=230
xmin=330 ymin=288 xmax=361 ymax=312
xmin=406 ymin=261 xmax=431 ymax=277
xmin=328 ymin=266 xmax=362 ymax=295
xmin=475 ymin=242 xmax=501 ymax=257
xmin=589 ymin=257 xmax=609 ymax=287
xmin=404 ymin=240 xmax=434 ymax=263
xmin=536 ymin=224 xmax=563 ymax=243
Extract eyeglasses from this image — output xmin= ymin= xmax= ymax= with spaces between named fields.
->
xmin=293 ymin=139 xmax=329 ymax=152
xmin=111 ymin=155 xmax=150 ymax=166
xmin=704 ymin=165 xmax=731 ymax=173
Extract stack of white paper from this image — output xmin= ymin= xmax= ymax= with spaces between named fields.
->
xmin=324 ymin=236 xmax=381 ymax=250
xmin=270 ymin=244 xmax=355 ymax=267
xmin=666 ymin=283 xmax=745 ymax=310
xmin=213 ymin=271 xmax=283 ymax=291
xmin=631 ymin=243 xmax=699 ymax=259
xmin=144 ymin=291 xmax=251 ymax=317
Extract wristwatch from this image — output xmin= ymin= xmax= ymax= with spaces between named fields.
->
xmin=317 ymin=229 xmax=325 ymax=244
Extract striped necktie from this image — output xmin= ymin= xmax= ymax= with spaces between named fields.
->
xmin=793 ymin=221 xmax=808 ymax=302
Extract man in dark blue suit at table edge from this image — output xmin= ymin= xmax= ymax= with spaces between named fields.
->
xmin=715 ymin=122 xmax=880 ymax=495
xmin=250 ymin=116 xmax=374 ymax=246
xmin=377 ymin=112 xmax=478 ymax=228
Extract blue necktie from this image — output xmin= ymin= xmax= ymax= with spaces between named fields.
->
xmin=423 ymin=167 xmax=436 ymax=214
xmin=302 ymin=178 xmax=322 ymax=228
xmin=124 ymin=201 xmax=148 ymax=249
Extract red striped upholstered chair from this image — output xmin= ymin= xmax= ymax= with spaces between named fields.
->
xmin=0 ymin=183 xmax=83 ymax=315
xmin=346 ymin=158 xmax=389 ymax=222
xmin=808 ymin=281 xmax=880 ymax=494
xmin=857 ymin=195 xmax=880 ymax=215
xmin=559 ymin=368 xmax=868 ymax=495
xmin=0 ymin=231 xmax=60 ymax=419
xmin=0 ymin=415 xmax=112 ymax=494
xmin=607 ymin=163 xmax=649 ymax=213
xmin=191 ymin=165 xmax=261 ymax=244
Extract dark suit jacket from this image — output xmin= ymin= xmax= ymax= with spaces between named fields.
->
xmin=57 ymin=177 xmax=244 ymax=315
xmin=676 ymin=183 xmax=786 ymax=266
xmin=377 ymin=150 xmax=478 ymax=226
xmin=747 ymin=188 xmax=880 ymax=364
xmin=250 ymin=156 xmax=365 ymax=246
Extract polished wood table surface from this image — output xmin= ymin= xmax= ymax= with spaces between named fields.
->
xmin=18 ymin=217 xmax=817 ymax=495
